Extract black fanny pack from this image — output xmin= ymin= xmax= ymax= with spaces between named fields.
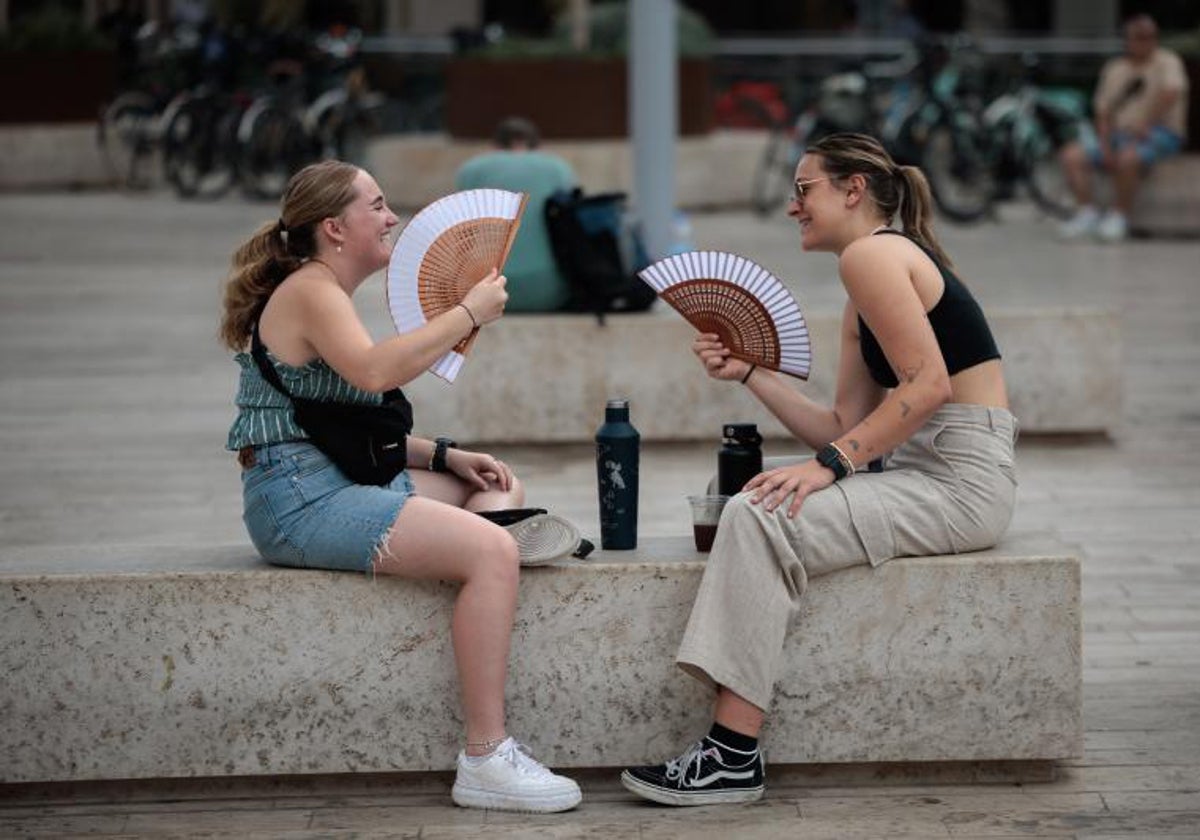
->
xmin=250 ymin=324 xmax=413 ymax=486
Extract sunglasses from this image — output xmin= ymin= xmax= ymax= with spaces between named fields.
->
xmin=792 ymin=177 xmax=829 ymax=203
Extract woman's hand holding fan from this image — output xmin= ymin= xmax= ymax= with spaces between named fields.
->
xmin=692 ymin=333 xmax=756 ymax=382
xmin=459 ymin=269 xmax=509 ymax=326
xmin=638 ymin=250 xmax=812 ymax=380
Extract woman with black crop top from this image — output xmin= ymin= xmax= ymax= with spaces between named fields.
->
xmin=621 ymin=133 xmax=1018 ymax=807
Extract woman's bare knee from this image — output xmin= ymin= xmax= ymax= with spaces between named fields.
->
xmin=1115 ymin=149 xmax=1142 ymax=173
xmin=477 ymin=525 xmax=519 ymax=582
xmin=373 ymin=498 xmax=516 ymax=582
xmin=1059 ymin=141 xmax=1086 ymax=168
xmin=508 ymin=475 xmax=526 ymax=506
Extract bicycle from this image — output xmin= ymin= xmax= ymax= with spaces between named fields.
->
xmin=236 ymin=63 xmax=315 ymax=201
xmin=748 ymin=54 xmax=917 ymax=217
xmin=749 ymin=37 xmax=998 ymax=224
xmin=161 ymin=84 xmax=250 ymax=199
xmin=238 ymin=26 xmax=381 ymax=200
xmin=96 ymin=21 xmax=201 ymax=190
xmin=980 ymin=54 xmax=1086 ymax=219
xmin=97 ymin=89 xmax=163 ymax=190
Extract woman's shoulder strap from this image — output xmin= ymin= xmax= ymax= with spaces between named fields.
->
xmin=249 ymin=322 xmax=293 ymax=398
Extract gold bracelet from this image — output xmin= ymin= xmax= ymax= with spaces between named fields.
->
xmin=828 ymin=441 xmax=856 ymax=477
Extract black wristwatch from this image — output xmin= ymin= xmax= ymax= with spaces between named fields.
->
xmin=431 ymin=436 xmax=458 ymax=473
xmin=815 ymin=443 xmax=853 ymax=482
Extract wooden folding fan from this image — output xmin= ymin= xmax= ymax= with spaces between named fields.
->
xmin=386 ymin=188 xmax=528 ymax=382
xmin=638 ymin=250 xmax=812 ymax=380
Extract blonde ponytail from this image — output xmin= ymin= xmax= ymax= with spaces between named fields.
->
xmin=217 ymin=160 xmax=361 ymax=351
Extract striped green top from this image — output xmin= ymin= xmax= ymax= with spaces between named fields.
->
xmin=226 ymin=349 xmax=382 ymax=450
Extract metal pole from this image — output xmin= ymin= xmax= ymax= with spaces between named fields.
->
xmin=629 ymin=0 xmax=677 ymax=260
xmin=568 ymin=0 xmax=590 ymax=52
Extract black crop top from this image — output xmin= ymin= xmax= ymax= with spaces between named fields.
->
xmin=858 ymin=230 xmax=1000 ymax=388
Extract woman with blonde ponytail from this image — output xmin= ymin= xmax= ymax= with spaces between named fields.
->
xmin=622 ymin=133 xmax=1016 ymax=806
xmin=222 ymin=161 xmax=582 ymax=814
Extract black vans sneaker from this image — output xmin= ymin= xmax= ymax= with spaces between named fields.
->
xmin=621 ymin=739 xmax=765 ymax=806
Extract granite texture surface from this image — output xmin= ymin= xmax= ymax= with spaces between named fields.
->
xmin=400 ymin=308 xmax=1120 ymax=443
xmin=0 ymin=535 xmax=1081 ymax=783
xmin=368 ymin=130 xmax=766 ymax=211
xmin=1130 ymin=155 xmax=1200 ymax=237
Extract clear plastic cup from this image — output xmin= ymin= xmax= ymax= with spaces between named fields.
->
xmin=688 ymin=494 xmax=729 ymax=552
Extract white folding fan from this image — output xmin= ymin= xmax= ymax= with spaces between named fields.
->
xmin=386 ymin=188 xmax=528 ymax=382
xmin=638 ymin=250 xmax=812 ymax=380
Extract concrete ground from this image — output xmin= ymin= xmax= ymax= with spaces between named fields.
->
xmin=1 ymin=189 xmax=1199 ymax=837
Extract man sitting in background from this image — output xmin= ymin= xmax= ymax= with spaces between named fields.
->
xmin=1058 ymin=14 xmax=1189 ymax=242
xmin=455 ymin=117 xmax=579 ymax=311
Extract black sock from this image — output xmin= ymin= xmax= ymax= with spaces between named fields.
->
xmin=706 ymin=722 xmax=758 ymax=760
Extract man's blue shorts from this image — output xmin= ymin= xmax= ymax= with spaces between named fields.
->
xmin=1080 ymin=124 xmax=1184 ymax=167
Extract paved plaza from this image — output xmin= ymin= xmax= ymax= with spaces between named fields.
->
xmin=1 ymin=187 xmax=1198 ymax=836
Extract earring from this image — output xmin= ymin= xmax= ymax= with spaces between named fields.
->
xmin=336 ymin=244 xmax=342 ymax=254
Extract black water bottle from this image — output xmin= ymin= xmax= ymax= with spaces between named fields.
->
xmin=718 ymin=423 xmax=763 ymax=497
xmin=596 ymin=398 xmax=639 ymax=550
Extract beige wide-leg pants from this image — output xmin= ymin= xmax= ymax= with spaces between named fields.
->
xmin=677 ymin=403 xmax=1019 ymax=711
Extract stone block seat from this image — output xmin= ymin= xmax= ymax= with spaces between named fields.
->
xmin=401 ymin=309 xmax=1120 ymax=444
xmin=1131 ymin=154 xmax=1200 ymax=238
xmin=0 ymin=534 xmax=1081 ymax=784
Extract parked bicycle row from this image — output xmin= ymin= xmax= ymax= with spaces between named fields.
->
xmin=732 ymin=35 xmax=1088 ymax=223
xmin=97 ymin=19 xmax=383 ymax=200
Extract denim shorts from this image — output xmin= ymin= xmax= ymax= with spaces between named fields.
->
xmin=1080 ymin=123 xmax=1183 ymax=166
xmin=241 ymin=440 xmax=415 ymax=572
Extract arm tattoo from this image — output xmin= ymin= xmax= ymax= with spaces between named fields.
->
xmin=901 ymin=359 xmax=926 ymax=384
xmin=846 ymin=437 xmax=875 ymax=454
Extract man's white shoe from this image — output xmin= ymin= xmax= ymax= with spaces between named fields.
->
xmin=1096 ymin=210 xmax=1129 ymax=242
xmin=452 ymin=737 xmax=582 ymax=813
xmin=1058 ymin=206 xmax=1100 ymax=240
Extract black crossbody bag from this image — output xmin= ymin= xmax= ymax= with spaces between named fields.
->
xmin=250 ymin=323 xmax=413 ymax=486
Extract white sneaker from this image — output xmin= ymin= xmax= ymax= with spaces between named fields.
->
xmin=452 ymin=737 xmax=582 ymax=813
xmin=1058 ymin=206 xmax=1100 ymax=240
xmin=506 ymin=514 xmax=581 ymax=566
xmin=1096 ymin=210 xmax=1129 ymax=242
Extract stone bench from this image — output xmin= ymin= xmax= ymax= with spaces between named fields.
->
xmin=1130 ymin=154 xmax=1200 ymax=238
xmin=398 ymin=308 xmax=1119 ymax=443
xmin=0 ymin=534 xmax=1081 ymax=784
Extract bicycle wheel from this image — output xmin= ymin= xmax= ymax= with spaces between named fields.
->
xmin=98 ymin=91 xmax=158 ymax=190
xmin=751 ymin=111 xmax=815 ymax=217
xmin=162 ymin=96 xmax=237 ymax=200
xmin=239 ymin=102 xmax=314 ymax=201
xmin=1020 ymin=110 xmax=1077 ymax=220
xmin=920 ymin=113 xmax=996 ymax=224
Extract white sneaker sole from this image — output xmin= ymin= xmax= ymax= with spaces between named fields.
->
xmin=620 ymin=770 xmax=764 ymax=806
xmin=452 ymin=781 xmax=582 ymax=813
xmin=506 ymin=514 xmax=580 ymax=566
